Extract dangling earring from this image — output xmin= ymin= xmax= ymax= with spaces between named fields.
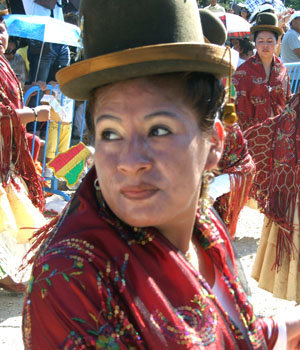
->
xmin=94 ymin=178 xmax=101 ymax=190
xmin=198 ymin=170 xmax=215 ymax=214
xmin=94 ymin=178 xmax=106 ymax=208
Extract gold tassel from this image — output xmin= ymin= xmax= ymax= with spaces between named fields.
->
xmin=222 ymin=47 xmax=238 ymax=126
xmin=223 ymin=103 xmax=238 ymax=125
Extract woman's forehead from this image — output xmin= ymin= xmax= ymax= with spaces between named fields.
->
xmin=256 ymin=31 xmax=276 ymax=39
xmin=94 ymin=76 xmax=185 ymax=106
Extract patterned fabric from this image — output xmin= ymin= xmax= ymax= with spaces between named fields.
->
xmin=245 ymin=92 xmax=300 ymax=268
xmin=23 ymin=167 xmax=279 ymax=349
xmin=233 ymin=53 xmax=291 ymax=133
xmin=0 ymin=55 xmax=44 ymax=209
xmin=245 ymin=0 xmax=285 ymax=13
xmin=215 ymin=123 xmax=255 ymax=237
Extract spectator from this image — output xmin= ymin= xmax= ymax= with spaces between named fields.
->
xmin=204 ymin=0 xmax=225 ymax=14
xmin=4 ymin=37 xmax=27 ymax=86
xmin=238 ymin=4 xmax=250 ymax=21
xmin=281 ymin=11 xmax=300 ymax=63
xmin=281 ymin=11 xmax=300 ymax=93
xmin=21 ymin=0 xmax=70 ymax=83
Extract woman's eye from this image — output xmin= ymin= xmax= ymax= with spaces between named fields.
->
xmin=101 ymin=130 xmax=121 ymax=140
xmin=149 ymin=126 xmax=171 ymax=137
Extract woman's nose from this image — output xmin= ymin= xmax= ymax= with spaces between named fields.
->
xmin=117 ymin=136 xmax=152 ymax=175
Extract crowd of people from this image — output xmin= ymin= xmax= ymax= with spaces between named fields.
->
xmin=0 ymin=0 xmax=300 ymax=349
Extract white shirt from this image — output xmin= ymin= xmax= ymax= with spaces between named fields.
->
xmin=22 ymin=0 xmax=64 ymax=20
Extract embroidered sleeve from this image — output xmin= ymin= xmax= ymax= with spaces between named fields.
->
xmin=232 ymin=70 xmax=255 ymax=132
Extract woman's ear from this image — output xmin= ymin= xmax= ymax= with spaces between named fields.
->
xmin=205 ymin=120 xmax=224 ymax=170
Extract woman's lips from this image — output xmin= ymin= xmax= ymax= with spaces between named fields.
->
xmin=120 ymin=185 xmax=159 ymax=200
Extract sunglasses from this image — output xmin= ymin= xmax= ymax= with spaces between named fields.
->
xmin=5 ymin=48 xmax=17 ymax=55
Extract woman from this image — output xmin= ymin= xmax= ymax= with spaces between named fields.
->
xmin=233 ymin=12 xmax=291 ymax=133
xmin=0 ymin=9 xmax=50 ymax=292
xmin=245 ymin=90 xmax=300 ymax=304
xmin=23 ymin=1 xmax=300 ymax=348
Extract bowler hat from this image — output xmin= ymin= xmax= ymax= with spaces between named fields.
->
xmin=57 ymin=0 xmax=235 ymax=101
xmin=251 ymin=12 xmax=283 ymax=36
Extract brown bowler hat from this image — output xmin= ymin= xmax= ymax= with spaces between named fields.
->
xmin=251 ymin=12 xmax=283 ymax=36
xmin=57 ymin=0 xmax=235 ymax=101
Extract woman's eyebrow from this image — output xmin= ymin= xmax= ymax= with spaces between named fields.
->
xmin=144 ymin=111 xmax=179 ymax=120
xmin=95 ymin=114 xmax=122 ymax=125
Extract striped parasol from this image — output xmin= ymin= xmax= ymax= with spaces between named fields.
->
xmin=219 ymin=13 xmax=251 ymax=39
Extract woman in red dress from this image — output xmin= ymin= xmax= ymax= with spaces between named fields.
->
xmin=22 ymin=1 xmax=300 ymax=349
xmin=233 ymin=13 xmax=291 ymax=133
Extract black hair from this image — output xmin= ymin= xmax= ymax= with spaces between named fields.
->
xmin=239 ymin=38 xmax=255 ymax=55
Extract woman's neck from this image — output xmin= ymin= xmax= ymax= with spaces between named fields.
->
xmin=260 ymin=56 xmax=273 ymax=80
xmin=156 ymin=210 xmax=197 ymax=254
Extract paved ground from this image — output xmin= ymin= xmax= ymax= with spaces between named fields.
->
xmin=0 ymin=206 xmax=298 ymax=349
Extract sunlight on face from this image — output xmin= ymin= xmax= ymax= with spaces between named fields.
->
xmin=92 ymin=77 xmax=221 ymax=230
xmin=255 ymin=31 xmax=277 ymax=60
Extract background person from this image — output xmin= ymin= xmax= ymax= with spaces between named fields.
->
xmin=233 ymin=12 xmax=291 ymax=133
xmin=4 ymin=36 xmax=27 ymax=86
xmin=204 ymin=0 xmax=225 ymax=14
xmin=23 ymin=1 xmax=300 ymax=348
xmin=281 ymin=11 xmax=300 ymax=93
xmin=245 ymin=89 xmax=300 ymax=305
xmin=21 ymin=0 xmax=70 ymax=83
xmin=0 ymin=9 xmax=50 ymax=292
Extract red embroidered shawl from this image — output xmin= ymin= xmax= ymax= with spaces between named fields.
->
xmin=0 ymin=55 xmax=44 ymax=209
xmin=23 ymin=167 xmax=278 ymax=349
xmin=215 ymin=123 xmax=255 ymax=237
xmin=245 ymin=92 xmax=300 ymax=268
xmin=233 ymin=53 xmax=291 ymax=133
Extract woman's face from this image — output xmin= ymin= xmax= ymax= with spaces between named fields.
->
xmin=92 ymin=77 xmax=223 ymax=230
xmin=0 ymin=22 xmax=8 ymax=56
xmin=231 ymin=39 xmax=241 ymax=52
xmin=255 ymin=31 xmax=277 ymax=60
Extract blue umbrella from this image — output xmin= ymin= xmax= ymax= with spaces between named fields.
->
xmin=4 ymin=14 xmax=81 ymax=48
xmin=4 ymin=14 xmax=82 ymax=81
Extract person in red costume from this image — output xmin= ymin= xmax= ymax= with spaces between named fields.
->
xmin=246 ymin=89 xmax=300 ymax=306
xmin=0 ymin=8 xmax=50 ymax=292
xmin=23 ymin=1 xmax=300 ymax=349
xmin=233 ymin=12 xmax=291 ymax=133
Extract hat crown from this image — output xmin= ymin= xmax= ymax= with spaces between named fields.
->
xmin=256 ymin=12 xmax=278 ymax=27
xmin=80 ymin=0 xmax=204 ymax=59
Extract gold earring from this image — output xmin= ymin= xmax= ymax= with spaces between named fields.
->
xmin=199 ymin=170 xmax=215 ymax=213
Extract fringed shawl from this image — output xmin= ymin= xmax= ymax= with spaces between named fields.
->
xmin=245 ymin=92 xmax=300 ymax=269
xmin=233 ymin=53 xmax=291 ymax=132
xmin=0 ymin=55 xmax=44 ymax=210
xmin=22 ymin=167 xmax=278 ymax=349
xmin=215 ymin=123 xmax=255 ymax=237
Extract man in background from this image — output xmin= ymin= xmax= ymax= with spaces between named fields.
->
xmin=204 ymin=0 xmax=225 ymax=14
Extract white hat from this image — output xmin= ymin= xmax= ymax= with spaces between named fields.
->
xmin=249 ymin=3 xmax=275 ymax=23
xmin=289 ymin=11 xmax=300 ymax=24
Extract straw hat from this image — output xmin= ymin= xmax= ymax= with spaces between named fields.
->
xmin=57 ymin=0 xmax=235 ymax=101
xmin=251 ymin=12 xmax=283 ymax=36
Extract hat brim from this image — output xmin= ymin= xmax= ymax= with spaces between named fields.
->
xmin=56 ymin=43 xmax=236 ymax=100
xmin=251 ymin=24 xmax=283 ymax=36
